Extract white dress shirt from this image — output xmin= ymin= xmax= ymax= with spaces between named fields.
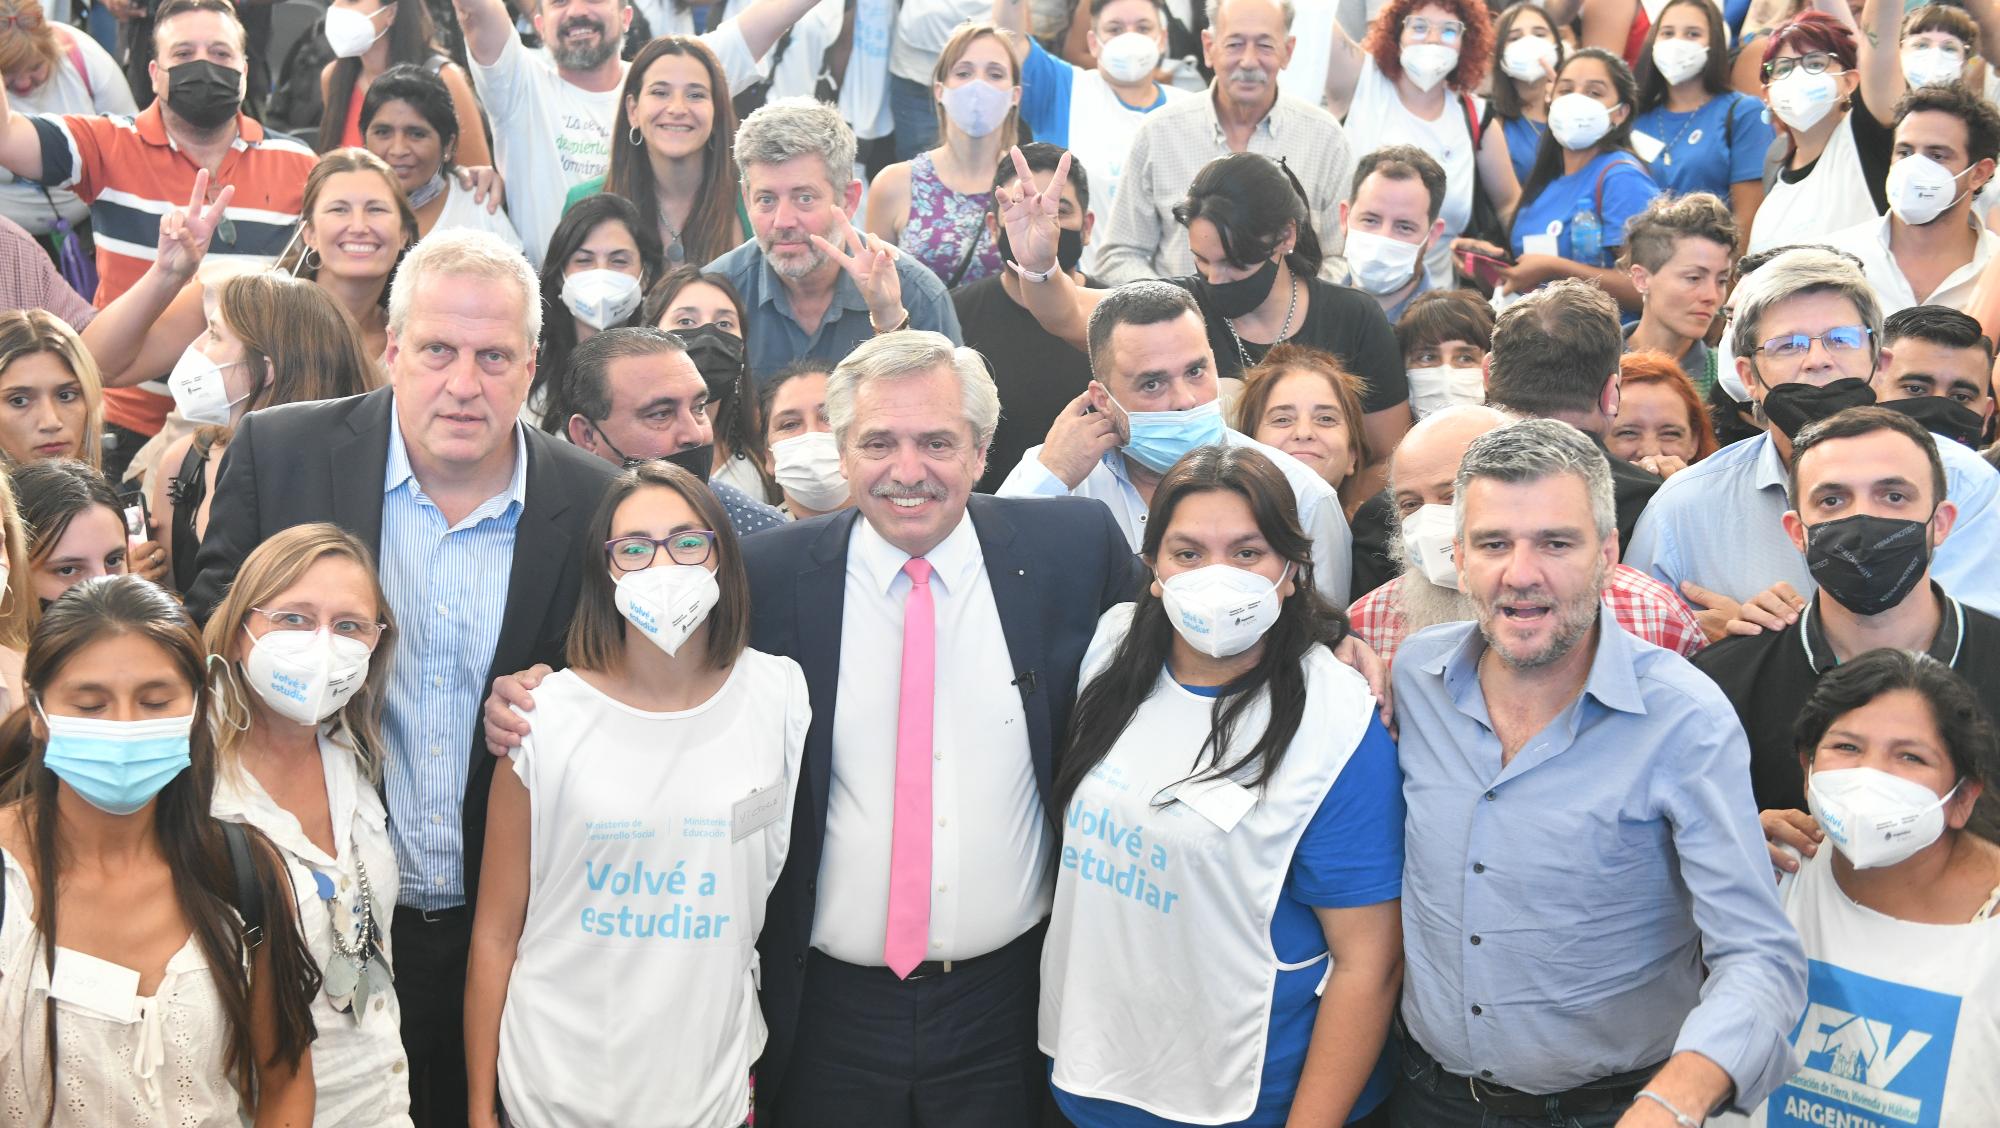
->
xmin=811 ymin=512 xmax=1053 ymax=964
xmin=996 ymin=429 xmax=1355 ymax=605
xmin=1822 ymin=213 xmax=1997 ymax=315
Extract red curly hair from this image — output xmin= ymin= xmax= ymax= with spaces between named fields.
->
xmin=1362 ymin=0 xmax=1495 ymax=93
xmin=1618 ymin=350 xmax=1721 ymax=461
xmin=1760 ymin=10 xmax=1858 ymax=77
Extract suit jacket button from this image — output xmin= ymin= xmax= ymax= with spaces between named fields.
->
xmin=794 ymin=954 xmax=806 ymax=969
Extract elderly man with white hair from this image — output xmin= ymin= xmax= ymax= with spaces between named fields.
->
xmin=187 ymin=228 xmax=619 ymax=1126
xmin=1346 ymin=403 xmax=1704 ymax=665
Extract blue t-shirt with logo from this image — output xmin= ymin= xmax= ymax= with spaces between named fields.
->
xmin=1634 ymin=91 xmax=1775 ymax=200
xmin=1510 ymin=150 xmax=1662 ymax=267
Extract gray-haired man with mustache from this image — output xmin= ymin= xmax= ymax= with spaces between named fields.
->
xmin=1092 ymin=0 xmax=1354 ymax=284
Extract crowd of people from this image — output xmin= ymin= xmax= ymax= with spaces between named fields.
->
xmin=0 ymin=0 xmax=1996 ymax=1123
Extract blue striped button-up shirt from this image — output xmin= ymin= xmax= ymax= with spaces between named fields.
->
xmin=1393 ymin=607 xmax=1807 ymax=1105
xmin=379 ymin=412 xmax=527 ymax=909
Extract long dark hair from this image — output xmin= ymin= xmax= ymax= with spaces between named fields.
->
xmin=531 ymin=195 xmax=667 ymax=431
xmin=1634 ymin=0 xmax=1733 ymax=110
xmin=1053 ymin=446 xmax=1351 ymax=814
xmin=360 ymin=62 xmax=462 ymax=178
xmin=1795 ymin=648 xmax=1999 ymax=790
xmin=605 ymin=36 xmax=743 ymax=266
xmin=316 ymin=0 xmax=447 ymax=154
xmin=0 ymin=576 xmax=320 ymax=1124
xmin=1490 ymin=2 xmax=1563 ymax=122
xmin=14 ymin=458 xmax=119 ymax=565
xmin=1172 ymin=153 xmax=1325 ymax=279
xmin=1513 ymin=48 xmax=1641 ymax=243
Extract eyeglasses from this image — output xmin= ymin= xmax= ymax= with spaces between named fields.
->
xmin=1753 ymin=324 xmax=1872 ymax=360
xmin=1403 ymin=16 xmax=1464 ymax=44
xmin=248 ymin=607 xmax=389 ymax=648
xmin=606 ymin=531 xmax=718 ymax=572
xmin=1763 ymin=51 xmax=1841 ymax=82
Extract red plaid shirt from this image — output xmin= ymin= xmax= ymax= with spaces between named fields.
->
xmin=1347 ymin=565 xmax=1706 ymax=667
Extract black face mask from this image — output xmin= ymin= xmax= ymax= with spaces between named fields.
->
xmin=996 ymin=225 xmax=1085 ymax=276
xmin=592 ymin=422 xmax=715 ymax=484
xmin=1760 ymin=377 xmax=1877 ymax=439
xmin=1878 ymin=395 xmax=1988 ymax=449
xmin=163 ymin=60 xmax=243 ymax=130
xmin=672 ymin=324 xmax=747 ymax=402
xmin=1193 ymin=257 xmax=1279 ymax=319
xmin=1805 ymin=512 xmax=1933 ymax=617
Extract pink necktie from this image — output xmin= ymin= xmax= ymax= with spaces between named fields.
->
xmin=884 ymin=556 xmax=935 ymax=978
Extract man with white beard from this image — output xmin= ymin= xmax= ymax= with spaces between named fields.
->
xmin=1347 ymin=404 xmax=1705 ymax=666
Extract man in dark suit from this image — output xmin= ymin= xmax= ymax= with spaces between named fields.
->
xmin=188 ymin=229 xmax=615 ymax=1128
xmin=485 ymin=329 xmax=1142 ymax=1126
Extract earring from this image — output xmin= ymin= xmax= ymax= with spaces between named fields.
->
xmin=629 ymin=125 xmax=644 ymax=146
xmin=302 ymin=246 xmax=322 ymax=271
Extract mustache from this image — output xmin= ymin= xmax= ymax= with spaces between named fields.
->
xmin=558 ymin=16 xmax=605 ymax=34
xmin=871 ymin=481 xmax=949 ymax=501
xmin=1227 ymin=67 xmax=1269 ymax=86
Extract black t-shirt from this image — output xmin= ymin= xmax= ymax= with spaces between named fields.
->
xmin=1348 ymin=491 xmax=1398 ymax=605
xmin=955 ymin=274 xmax=1096 ymax=493
xmin=1777 ymin=88 xmax=1894 ymax=216
xmin=1170 ymin=275 xmax=1410 ymax=416
xmin=1692 ymin=587 xmax=2000 ymax=841
xmin=1587 ymin=432 xmax=1661 ymax=551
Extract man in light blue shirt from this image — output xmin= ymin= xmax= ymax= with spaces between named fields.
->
xmin=1627 ymin=247 xmax=2000 ymax=621
xmin=1393 ymin=418 xmax=1805 ymax=1128
xmin=707 ymin=98 xmax=961 ymax=384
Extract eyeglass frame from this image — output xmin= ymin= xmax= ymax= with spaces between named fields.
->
xmin=1762 ymin=51 xmax=1843 ymax=82
xmin=1750 ymin=324 xmax=1874 ymax=361
xmin=605 ymin=530 xmax=719 ymax=572
xmin=246 ymin=606 xmax=391 ymax=648
xmin=1401 ymin=15 xmax=1465 ymax=44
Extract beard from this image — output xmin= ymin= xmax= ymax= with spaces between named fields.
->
xmin=549 ymin=16 xmax=618 ymax=70
xmin=1396 ymin=573 xmax=1479 ymax=635
xmin=760 ymin=227 xmax=829 ymax=280
xmin=1473 ymin=560 xmax=1608 ymax=671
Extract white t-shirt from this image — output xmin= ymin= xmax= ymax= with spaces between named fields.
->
xmin=888 ymin=0 xmax=989 ymax=84
xmin=432 ymin=178 xmax=524 ymax=250
xmin=472 ymin=23 xmax=760 ymax=265
xmin=1712 ymin=846 xmax=2000 ymax=1128
xmin=0 ymin=26 xmax=136 ymax=234
xmin=498 ymin=653 xmax=808 ymax=1128
xmin=1747 ymin=114 xmax=1878 ymax=256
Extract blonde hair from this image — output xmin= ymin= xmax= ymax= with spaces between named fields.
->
xmin=931 ymin=23 xmax=1021 ymax=151
xmin=0 ymin=0 xmax=59 ymax=85
xmin=201 ymin=523 xmax=396 ymax=782
xmin=0 ymin=468 xmax=37 ymax=651
xmin=0 ymin=310 xmax=104 ymax=471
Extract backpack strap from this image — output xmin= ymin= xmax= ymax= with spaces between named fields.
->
xmin=222 ymin=822 xmax=266 ymax=951
xmin=1458 ymin=91 xmax=1481 ymax=148
xmin=1592 ymin=154 xmax=1645 ymax=215
xmin=58 ymin=27 xmax=91 ymax=102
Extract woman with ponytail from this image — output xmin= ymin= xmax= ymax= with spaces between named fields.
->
xmin=0 ymin=574 xmax=320 ymax=1126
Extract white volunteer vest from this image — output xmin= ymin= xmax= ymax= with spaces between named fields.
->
xmin=1746 ymin=113 xmax=1878 ymax=255
xmin=1039 ymin=605 xmax=1376 ymax=1122
xmin=1714 ymin=847 xmax=2000 ymax=1128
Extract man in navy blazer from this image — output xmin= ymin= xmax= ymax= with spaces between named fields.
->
xmin=486 ymin=331 xmax=1140 ymax=1125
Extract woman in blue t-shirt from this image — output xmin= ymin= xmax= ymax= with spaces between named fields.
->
xmin=1456 ymin=47 xmax=1662 ymax=311
xmin=1633 ymin=0 xmax=1776 ymax=238
xmin=1487 ymin=2 xmax=1564 ymax=185
xmin=1039 ymin=445 xmax=1403 ymax=1128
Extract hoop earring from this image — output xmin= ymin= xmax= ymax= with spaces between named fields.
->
xmin=302 ymin=246 xmax=323 ymax=272
xmin=629 ymin=125 xmax=644 ymax=146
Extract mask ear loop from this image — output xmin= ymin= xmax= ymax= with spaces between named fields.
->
xmin=205 ymin=652 xmax=252 ymax=733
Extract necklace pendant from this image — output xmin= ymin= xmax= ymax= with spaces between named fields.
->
xmin=1663 ymin=153 xmax=1672 ymax=166
xmin=667 ymin=238 xmax=685 ymax=264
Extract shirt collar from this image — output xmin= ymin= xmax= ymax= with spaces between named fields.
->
xmin=1798 ymin=582 xmax=1965 ymax=675
xmin=1205 ymin=86 xmax=1278 ymax=144
xmin=848 ymin=507 xmax=981 ymax=597
xmin=1430 ymin=603 xmax=1647 ymax=717
xmin=382 ymin=394 xmax=530 ymax=510
xmin=1751 ymin=432 xmax=1790 ymax=494
xmin=135 ymin=101 xmax=257 ymax=150
xmin=755 ymin=246 xmax=871 ymax=320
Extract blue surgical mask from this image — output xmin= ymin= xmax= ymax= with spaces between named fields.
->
xmin=1116 ymin=397 xmax=1227 ymax=474
xmin=36 ymin=704 xmax=195 ymax=816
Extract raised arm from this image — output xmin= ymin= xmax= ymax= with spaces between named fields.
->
xmin=1964 ymin=0 xmax=2000 ymax=77
xmin=452 ymin=0 xmax=515 ymax=70
xmin=731 ymin=0 xmax=824 ymax=64
xmin=0 ymin=78 xmax=46 ymax=182
xmin=997 ymin=146 xmax=1101 ymax=350
xmin=83 ymin=172 xmax=230 ymax=387
xmin=993 ymin=0 xmax=1032 ymax=64
xmin=1321 ymin=18 xmax=1368 ymax=120
xmin=1854 ymin=0 xmax=1903 ymax=127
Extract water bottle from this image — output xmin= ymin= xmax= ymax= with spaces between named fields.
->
xmin=1569 ymin=207 xmax=1603 ymax=266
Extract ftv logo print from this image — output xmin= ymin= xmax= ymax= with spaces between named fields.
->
xmin=1770 ymin=961 xmax=1960 ymax=1128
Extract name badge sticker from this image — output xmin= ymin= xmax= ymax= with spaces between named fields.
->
xmin=1521 ymin=231 xmax=1561 ymax=257
xmin=1176 ymin=776 xmax=1257 ymax=833
xmin=732 ymin=786 xmax=785 ymax=842
xmin=49 ymin=948 xmax=142 ymax=1023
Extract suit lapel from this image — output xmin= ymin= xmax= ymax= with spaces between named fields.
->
xmin=796 ymin=510 xmax=857 ymax=838
xmin=485 ymin=435 xmax=573 ymax=683
xmin=330 ymin=389 xmax=394 ymax=559
xmin=970 ymin=497 xmax=1056 ymax=805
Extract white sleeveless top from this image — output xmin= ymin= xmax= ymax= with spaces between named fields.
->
xmin=1713 ymin=846 xmax=2000 ymax=1128
xmin=498 ymin=651 xmax=808 ymax=1128
xmin=1039 ymin=604 xmax=1377 ymax=1122
xmin=1341 ymin=56 xmax=1478 ymax=288
xmin=1747 ymin=113 xmax=1878 ymax=255
xmin=210 ymin=730 xmax=411 ymax=1128
xmin=0 ymin=848 xmax=248 ymax=1127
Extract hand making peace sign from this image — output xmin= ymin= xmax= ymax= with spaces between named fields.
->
xmin=156 ymin=169 xmax=236 ymax=287
xmin=810 ymin=208 xmax=907 ymax=331
xmin=997 ymin=145 xmax=1072 ymax=279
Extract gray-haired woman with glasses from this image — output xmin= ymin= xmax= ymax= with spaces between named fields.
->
xmin=201 ymin=521 xmax=413 ymax=1127
xmin=465 ymin=461 xmax=807 ymax=1128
